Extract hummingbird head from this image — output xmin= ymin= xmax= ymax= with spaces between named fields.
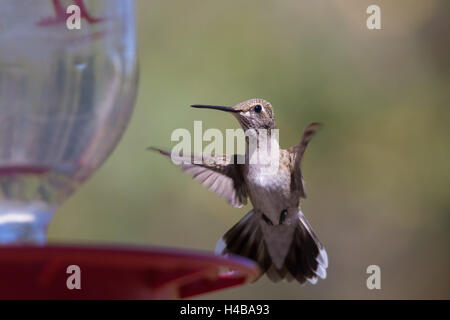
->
xmin=191 ymin=98 xmax=275 ymax=131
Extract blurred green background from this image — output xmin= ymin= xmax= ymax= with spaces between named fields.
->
xmin=49 ymin=0 xmax=450 ymax=299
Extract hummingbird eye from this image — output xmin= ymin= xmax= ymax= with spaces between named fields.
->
xmin=254 ymin=104 xmax=262 ymax=113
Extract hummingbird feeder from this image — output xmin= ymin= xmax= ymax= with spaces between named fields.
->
xmin=0 ymin=0 xmax=259 ymax=299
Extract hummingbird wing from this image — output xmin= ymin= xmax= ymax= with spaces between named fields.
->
xmin=288 ymin=122 xmax=321 ymax=198
xmin=149 ymin=147 xmax=247 ymax=208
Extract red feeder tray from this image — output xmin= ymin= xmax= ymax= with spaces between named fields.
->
xmin=0 ymin=245 xmax=260 ymax=299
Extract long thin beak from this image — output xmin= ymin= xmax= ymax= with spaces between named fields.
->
xmin=191 ymin=104 xmax=241 ymax=113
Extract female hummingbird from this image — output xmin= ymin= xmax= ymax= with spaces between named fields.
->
xmin=150 ymin=98 xmax=328 ymax=284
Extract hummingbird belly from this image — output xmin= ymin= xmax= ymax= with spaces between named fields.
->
xmin=245 ymin=164 xmax=293 ymax=225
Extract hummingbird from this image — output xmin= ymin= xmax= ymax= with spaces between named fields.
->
xmin=149 ymin=98 xmax=328 ymax=284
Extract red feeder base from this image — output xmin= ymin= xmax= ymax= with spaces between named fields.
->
xmin=0 ymin=245 xmax=260 ymax=299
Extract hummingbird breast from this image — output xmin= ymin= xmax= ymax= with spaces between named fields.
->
xmin=244 ymin=149 xmax=297 ymax=224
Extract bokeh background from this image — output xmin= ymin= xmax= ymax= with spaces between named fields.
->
xmin=49 ymin=0 xmax=450 ymax=299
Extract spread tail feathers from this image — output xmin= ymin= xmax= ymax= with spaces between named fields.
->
xmin=215 ymin=210 xmax=328 ymax=284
